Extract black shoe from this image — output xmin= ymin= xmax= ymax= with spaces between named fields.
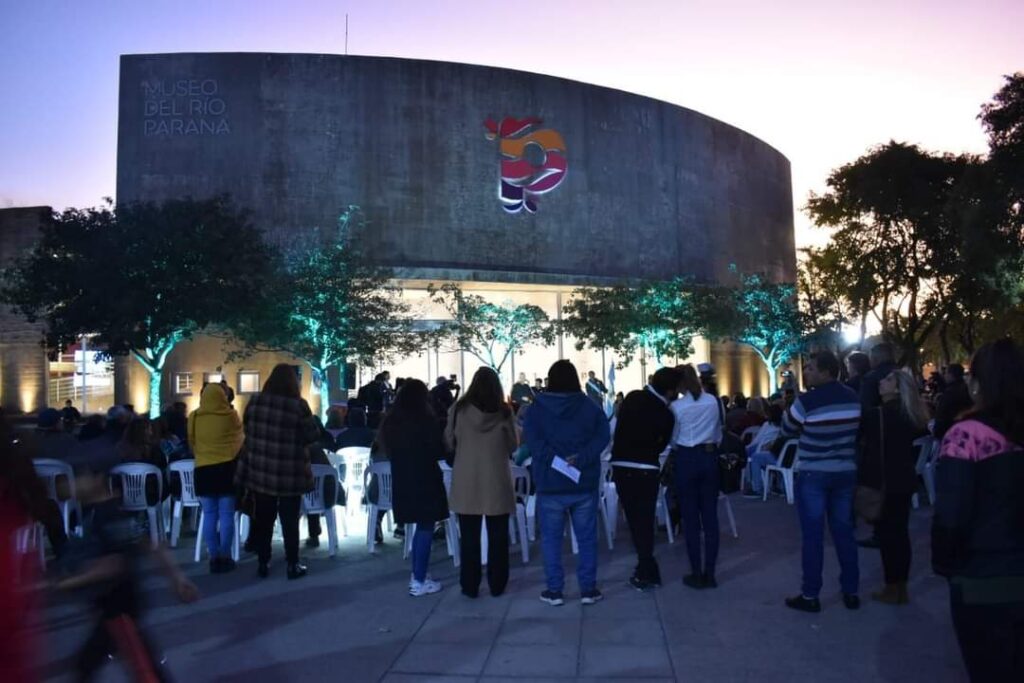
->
xmin=857 ymin=537 xmax=880 ymax=549
xmin=257 ymin=560 xmax=269 ymax=579
xmin=287 ymin=563 xmax=308 ymax=580
xmin=393 ymin=527 xmax=405 ymax=538
xmin=785 ymin=595 xmax=821 ymax=613
xmin=221 ymin=557 xmax=236 ymax=573
xmin=374 ymin=526 xmax=384 ymax=544
xmin=702 ymin=574 xmax=718 ymax=589
xmin=629 ymin=575 xmax=654 ymax=592
xmin=683 ymin=573 xmax=705 ymax=590
xmin=843 ymin=593 xmax=861 ymax=610
xmin=210 ymin=558 xmax=225 ymax=574
xmin=540 ymin=590 xmax=564 ymax=606
xmin=581 ymin=589 xmax=604 ymax=605
xmin=243 ymin=539 xmax=256 ymax=554
xmin=742 ymin=488 xmax=761 ymax=499
xmin=461 ymin=589 xmax=479 ymax=599
xmin=305 ymin=537 xmax=320 ymax=549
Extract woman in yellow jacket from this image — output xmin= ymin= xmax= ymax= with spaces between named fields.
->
xmin=188 ymin=383 xmax=244 ymax=573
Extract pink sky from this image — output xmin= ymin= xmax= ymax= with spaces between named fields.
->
xmin=1 ymin=0 xmax=1021 ymax=247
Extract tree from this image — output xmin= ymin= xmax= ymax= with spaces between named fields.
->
xmin=797 ymin=247 xmax=851 ymax=352
xmin=715 ymin=270 xmax=803 ymax=394
xmin=427 ymin=283 xmax=556 ymax=381
xmin=806 ymin=142 xmax=969 ymax=368
xmin=561 ymin=279 xmax=703 ymax=373
xmin=229 ymin=207 xmax=421 ymax=419
xmin=0 ymin=198 xmax=272 ymax=417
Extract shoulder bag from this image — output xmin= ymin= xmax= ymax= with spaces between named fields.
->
xmin=855 ymin=407 xmax=885 ymax=522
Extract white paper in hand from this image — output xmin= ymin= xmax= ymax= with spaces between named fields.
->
xmin=551 ymin=455 xmax=581 ymax=484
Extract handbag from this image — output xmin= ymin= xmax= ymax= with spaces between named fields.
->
xmin=855 ymin=407 xmax=885 ymax=522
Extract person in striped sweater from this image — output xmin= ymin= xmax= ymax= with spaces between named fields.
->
xmin=781 ymin=350 xmax=863 ymax=613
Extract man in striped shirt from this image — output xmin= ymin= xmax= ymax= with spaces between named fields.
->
xmin=781 ymin=350 xmax=862 ymax=613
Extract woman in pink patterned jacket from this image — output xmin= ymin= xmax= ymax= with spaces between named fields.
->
xmin=932 ymin=338 xmax=1024 ymax=683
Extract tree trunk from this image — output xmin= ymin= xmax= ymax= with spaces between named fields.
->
xmin=317 ymin=368 xmax=330 ymax=421
xmin=147 ymin=367 xmax=162 ymax=419
xmin=939 ymin=319 xmax=952 ymax=367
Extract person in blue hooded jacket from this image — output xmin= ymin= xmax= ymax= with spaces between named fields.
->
xmin=524 ymin=360 xmax=611 ymax=606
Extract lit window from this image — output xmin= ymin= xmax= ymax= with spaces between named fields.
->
xmin=174 ymin=372 xmax=193 ymax=395
xmin=204 ymin=372 xmax=224 ymax=385
xmin=238 ymin=371 xmax=260 ymax=394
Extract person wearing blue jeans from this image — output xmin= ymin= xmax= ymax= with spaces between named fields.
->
xmin=673 ymin=445 xmax=721 ymax=586
xmin=199 ymin=495 xmax=236 ymax=563
xmin=538 ymin=492 xmax=599 ymax=598
xmin=523 ymin=360 xmax=610 ymax=606
xmin=410 ymin=523 xmax=434 ymax=583
xmin=780 ymin=350 xmax=862 ymax=613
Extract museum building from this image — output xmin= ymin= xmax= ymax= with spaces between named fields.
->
xmin=0 ymin=53 xmax=795 ymax=415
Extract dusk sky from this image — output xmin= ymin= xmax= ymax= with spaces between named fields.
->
xmin=2 ymin=0 xmax=1021 ymax=247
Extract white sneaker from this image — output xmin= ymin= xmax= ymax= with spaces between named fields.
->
xmin=409 ymin=578 xmax=442 ymax=597
xmin=409 ymin=573 xmax=435 ymax=588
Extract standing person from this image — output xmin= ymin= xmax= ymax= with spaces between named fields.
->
xmin=510 ymin=372 xmax=535 ymax=412
xmin=932 ymin=339 xmax=1024 ymax=682
xmin=858 ymin=369 xmax=929 ymax=604
xmin=377 ymin=380 xmax=450 ymax=597
xmin=585 ymin=370 xmax=608 ymax=407
xmin=430 ymin=376 xmax=457 ymax=421
xmin=933 ymin=364 xmax=973 ymax=440
xmin=534 ymin=377 xmax=545 ymax=394
xmin=187 ymin=383 xmax=244 ymax=573
xmin=860 ymin=343 xmax=897 ymax=410
xmin=670 ymin=364 xmax=724 ymax=589
xmin=445 ymin=367 xmax=518 ymax=598
xmin=845 ymin=351 xmax=871 ymax=395
xmin=235 ymin=364 xmax=320 ymax=580
xmin=610 ymin=367 xmax=678 ymax=591
xmin=782 ymin=351 xmax=862 ymax=612
xmin=524 ymin=360 xmax=610 ymax=606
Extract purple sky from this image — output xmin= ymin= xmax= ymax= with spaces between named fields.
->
xmin=1 ymin=0 xmax=1021 ymax=247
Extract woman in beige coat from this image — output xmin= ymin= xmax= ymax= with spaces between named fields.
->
xmin=446 ymin=366 xmax=518 ymax=597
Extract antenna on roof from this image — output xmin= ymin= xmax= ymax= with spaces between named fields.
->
xmin=345 ymin=14 xmax=349 ymax=55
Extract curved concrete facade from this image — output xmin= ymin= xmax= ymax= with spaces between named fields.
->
xmin=117 ymin=53 xmax=795 ymax=285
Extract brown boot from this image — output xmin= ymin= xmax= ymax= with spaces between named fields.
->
xmin=871 ymin=583 xmax=909 ymax=605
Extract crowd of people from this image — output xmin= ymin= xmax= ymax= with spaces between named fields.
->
xmin=2 ymin=337 xmax=1023 ymax=681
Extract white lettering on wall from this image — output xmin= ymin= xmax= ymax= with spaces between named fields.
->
xmin=141 ymin=78 xmax=231 ymax=137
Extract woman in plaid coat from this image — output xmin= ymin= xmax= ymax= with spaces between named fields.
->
xmin=235 ymin=364 xmax=321 ymax=580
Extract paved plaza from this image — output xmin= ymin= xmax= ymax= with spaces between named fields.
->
xmin=36 ymin=495 xmax=966 ymax=682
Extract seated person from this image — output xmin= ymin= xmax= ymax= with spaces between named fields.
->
xmin=743 ymin=404 xmax=784 ymax=497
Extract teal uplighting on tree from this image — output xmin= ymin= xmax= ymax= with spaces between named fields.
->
xmin=0 ymin=197 xmax=273 ymax=417
xmin=228 ymin=206 xmax=422 ymax=419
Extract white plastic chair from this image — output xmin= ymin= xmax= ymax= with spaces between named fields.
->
xmin=740 ymin=426 xmax=760 ymax=447
xmin=14 ymin=522 xmax=46 ymax=574
xmin=656 ymin=484 xmax=675 ymax=543
xmin=365 ymin=461 xmax=404 ymax=554
xmin=339 ymin=446 xmax=371 ymax=517
xmin=167 ymin=460 xmax=201 ymax=548
xmin=510 ymin=464 xmax=531 ymax=563
xmin=435 ymin=460 xmax=460 ymax=566
xmin=911 ymin=436 xmax=936 ymax=508
xmin=597 ymin=460 xmax=616 ymax=550
xmin=719 ymin=492 xmax=738 ymax=538
xmin=324 ymin=451 xmax=349 ymax=536
xmin=109 ymin=463 xmax=165 ymax=546
xmin=33 ymin=458 xmax=81 ymax=536
xmin=302 ymin=464 xmax=341 ymax=557
xmin=762 ymin=439 xmax=800 ymax=504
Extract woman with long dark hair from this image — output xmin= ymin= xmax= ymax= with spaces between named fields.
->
xmin=378 ymin=379 xmax=449 ymax=596
xmin=670 ymin=364 xmax=723 ymax=589
xmin=858 ymin=369 xmax=928 ymax=604
xmin=446 ymin=367 xmax=517 ymax=597
xmin=933 ymin=338 xmax=1024 ymax=682
xmin=235 ymin=364 xmax=321 ymax=580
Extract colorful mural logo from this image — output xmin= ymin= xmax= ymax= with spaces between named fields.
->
xmin=484 ymin=116 xmax=567 ymax=214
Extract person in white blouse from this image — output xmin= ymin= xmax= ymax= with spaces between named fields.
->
xmin=670 ymin=364 xmax=724 ymax=589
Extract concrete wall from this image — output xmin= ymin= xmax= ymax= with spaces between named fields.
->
xmin=0 ymin=207 xmax=50 ymax=413
xmin=117 ymin=53 xmax=796 ymax=286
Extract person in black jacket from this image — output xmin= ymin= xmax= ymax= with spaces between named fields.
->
xmin=858 ymin=368 xmax=929 ymax=604
xmin=610 ymin=367 xmax=679 ymax=591
xmin=377 ymin=380 xmax=450 ymax=597
xmin=933 ymin=364 xmax=972 ymax=440
xmin=932 ymin=339 xmax=1024 ymax=683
